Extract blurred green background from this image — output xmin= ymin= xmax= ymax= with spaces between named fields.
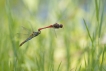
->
xmin=0 ymin=0 xmax=106 ymax=71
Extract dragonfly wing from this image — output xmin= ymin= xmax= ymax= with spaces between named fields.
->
xmin=53 ymin=29 xmax=57 ymax=38
xmin=27 ymin=21 xmax=34 ymax=32
xmin=16 ymin=32 xmax=30 ymax=40
xmin=17 ymin=26 xmax=32 ymax=40
xmin=21 ymin=26 xmax=32 ymax=34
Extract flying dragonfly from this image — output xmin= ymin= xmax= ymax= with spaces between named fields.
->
xmin=19 ymin=0 xmax=70 ymax=46
xmin=19 ymin=23 xmax=63 ymax=46
xmin=38 ymin=23 xmax=63 ymax=37
xmin=38 ymin=23 xmax=63 ymax=31
xmin=19 ymin=30 xmax=41 ymax=46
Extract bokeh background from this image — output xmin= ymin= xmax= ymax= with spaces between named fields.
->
xmin=0 ymin=0 xmax=106 ymax=71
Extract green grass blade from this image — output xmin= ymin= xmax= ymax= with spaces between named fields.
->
xmin=95 ymin=0 xmax=99 ymax=21
xmin=100 ymin=46 xmax=106 ymax=71
xmin=57 ymin=61 xmax=62 ymax=71
xmin=78 ymin=65 xmax=81 ymax=71
xmin=35 ymin=57 xmax=40 ymax=71
xmin=5 ymin=0 xmax=18 ymax=70
xmin=98 ymin=0 xmax=105 ymax=37
xmin=83 ymin=19 xmax=93 ymax=43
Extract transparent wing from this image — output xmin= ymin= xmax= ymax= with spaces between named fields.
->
xmin=21 ymin=26 xmax=32 ymax=34
xmin=53 ymin=28 xmax=57 ymax=38
xmin=27 ymin=21 xmax=34 ymax=32
xmin=16 ymin=26 xmax=32 ymax=41
xmin=16 ymin=33 xmax=29 ymax=38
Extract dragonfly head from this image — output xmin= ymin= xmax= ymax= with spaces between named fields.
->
xmin=38 ymin=30 xmax=41 ymax=34
xmin=59 ymin=24 xmax=63 ymax=28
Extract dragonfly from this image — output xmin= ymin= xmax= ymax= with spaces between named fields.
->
xmin=38 ymin=23 xmax=63 ymax=31
xmin=38 ymin=23 xmax=63 ymax=37
xmin=19 ymin=30 xmax=41 ymax=46
xmin=19 ymin=23 xmax=63 ymax=46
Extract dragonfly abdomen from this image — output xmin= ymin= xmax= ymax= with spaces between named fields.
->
xmin=19 ymin=31 xmax=41 ymax=46
xmin=20 ymin=37 xmax=32 ymax=46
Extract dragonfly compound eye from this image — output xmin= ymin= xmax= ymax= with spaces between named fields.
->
xmin=59 ymin=24 xmax=63 ymax=28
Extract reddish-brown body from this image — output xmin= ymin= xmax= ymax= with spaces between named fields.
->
xmin=38 ymin=23 xmax=63 ymax=31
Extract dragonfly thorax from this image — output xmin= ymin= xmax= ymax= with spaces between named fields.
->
xmin=32 ymin=31 xmax=41 ymax=37
xmin=53 ymin=23 xmax=63 ymax=29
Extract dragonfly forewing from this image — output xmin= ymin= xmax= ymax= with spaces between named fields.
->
xmin=17 ymin=26 xmax=34 ymax=41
